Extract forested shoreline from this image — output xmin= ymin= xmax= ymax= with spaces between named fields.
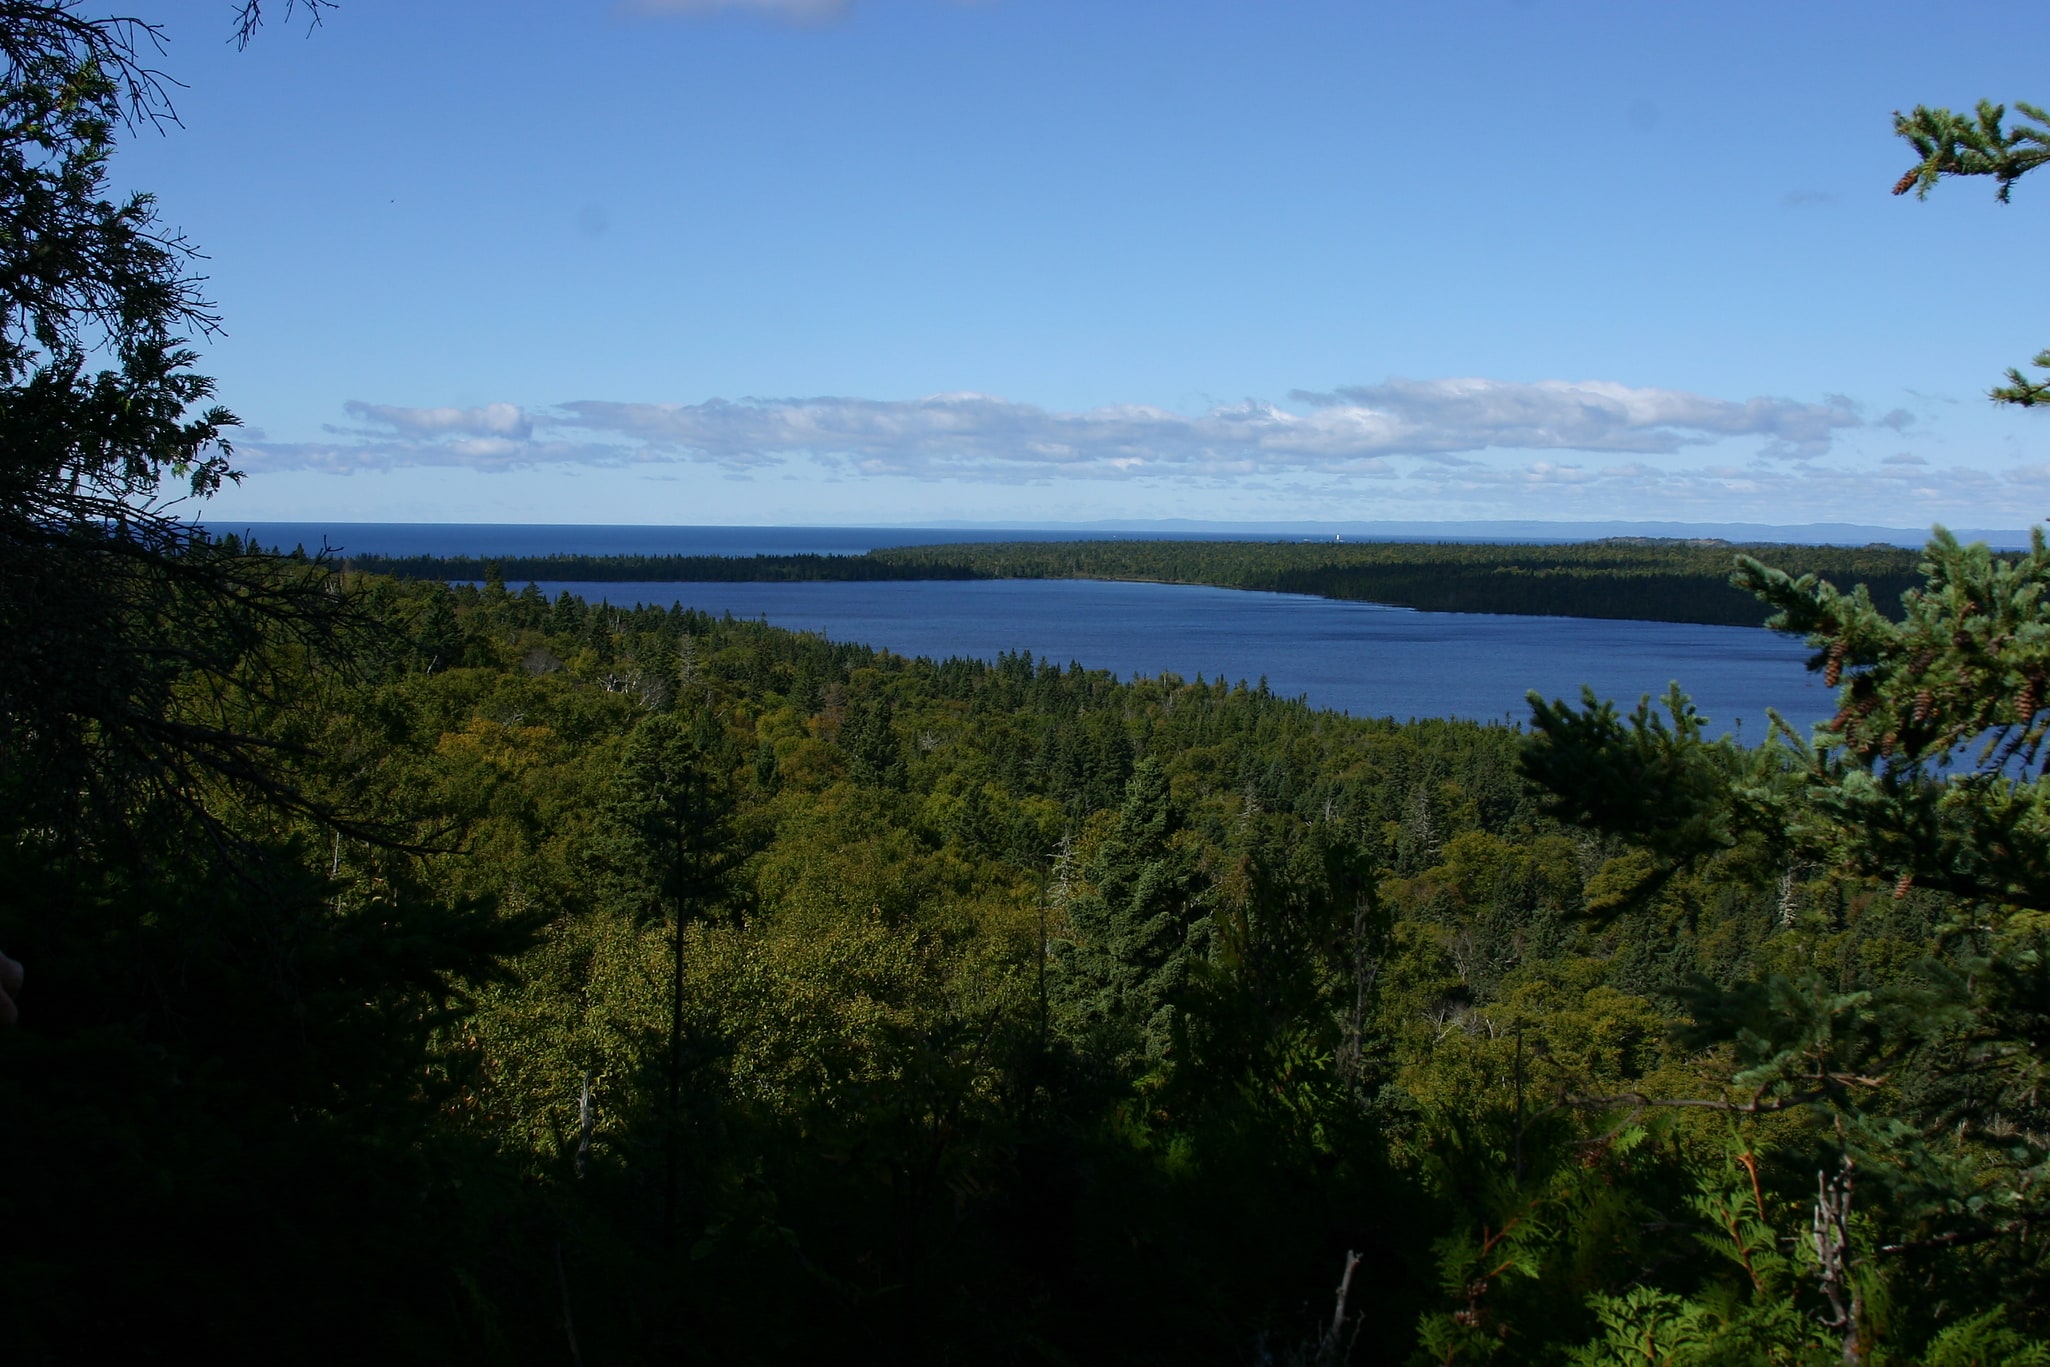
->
xmin=11 ymin=551 xmax=2050 ymax=1363
xmin=340 ymin=538 xmax=1927 ymax=628
xmin=7 ymin=6 xmax=2050 ymax=1362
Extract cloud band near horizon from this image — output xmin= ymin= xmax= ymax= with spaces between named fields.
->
xmin=249 ymin=378 xmax=1864 ymax=480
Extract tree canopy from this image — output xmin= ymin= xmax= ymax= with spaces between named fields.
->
xmin=0 ymin=1 xmax=378 ymax=851
xmin=5 ymin=10 xmax=2050 ymax=1363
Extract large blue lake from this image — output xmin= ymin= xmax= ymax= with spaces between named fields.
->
xmin=224 ymin=522 xmax=1834 ymax=734
xmin=536 ymin=578 xmax=1831 ymax=737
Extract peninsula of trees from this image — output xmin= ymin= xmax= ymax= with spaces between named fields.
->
xmin=7 ymin=4 xmax=2050 ymax=1361
xmin=15 ymin=553 xmax=2050 ymax=1363
xmin=341 ymin=537 xmax=1929 ymax=628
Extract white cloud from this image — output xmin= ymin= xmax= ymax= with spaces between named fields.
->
xmin=551 ymin=393 xmax=1438 ymax=476
xmin=1289 ymin=378 xmax=1859 ymax=460
xmin=249 ymin=435 xmax=629 ymax=474
xmin=340 ymin=401 xmax=533 ymax=440
xmin=264 ymin=377 xmax=1869 ymax=479
xmin=246 ymin=379 xmax=1871 ymax=487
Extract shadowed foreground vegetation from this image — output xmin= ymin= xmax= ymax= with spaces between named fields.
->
xmin=9 ymin=535 xmax=2050 ymax=1364
xmin=5 ymin=10 xmax=2047 ymax=1357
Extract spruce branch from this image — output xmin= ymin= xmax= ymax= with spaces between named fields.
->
xmin=1991 ymin=348 xmax=2050 ymax=406
xmin=1891 ymin=99 xmax=2050 ymax=202
xmin=1892 ymin=99 xmax=2050 ymax=407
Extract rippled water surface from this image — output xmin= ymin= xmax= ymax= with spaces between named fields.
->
xmin=536 ymin=578 xmax=1830 ymax=736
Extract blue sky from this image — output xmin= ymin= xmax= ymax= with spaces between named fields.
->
xmin=117 ymin=0 xmax=2049 ymax=527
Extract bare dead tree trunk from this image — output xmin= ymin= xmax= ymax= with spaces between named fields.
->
xmin=1317 ymin=1249 xmax=1363 ymax=1367
xmin=1777 ymin=862 xmax=1812 ymax=928
xmin=574 ymin=1069 xmax=594 ymax=1179
xmin=1812 ymin=1155 xmax=1864 ymax=1364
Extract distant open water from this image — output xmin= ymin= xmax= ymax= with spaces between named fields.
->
xmin=538 ymin=578 xmax=1830 ymax=737
xmin=217 ymin=523 xmax=1831 ymax=734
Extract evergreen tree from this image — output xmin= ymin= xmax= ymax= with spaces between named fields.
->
xmin=597 ymin=706 xmax=740 ymax=1237
xmin=1492 ymin=95 xmax=2050 ymax=1362
xmin=841 ymin=688 xmax=906 ymax=788
xmin=1894 ymin=98 xmax=2050 ymax=402
xmin=1051 ymin=757 xmax=1206 ymax=1074
xmin=0 ymin=3 xmax=372 ymax=849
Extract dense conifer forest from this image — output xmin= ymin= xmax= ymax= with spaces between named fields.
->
xmin=6 ymin=4 xmax=2050 ymax=1363
xmin=10 ymin=546 xmax=2050 ymax=1363
xmin=345 ymin=538 xmax=1929 ymax=629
